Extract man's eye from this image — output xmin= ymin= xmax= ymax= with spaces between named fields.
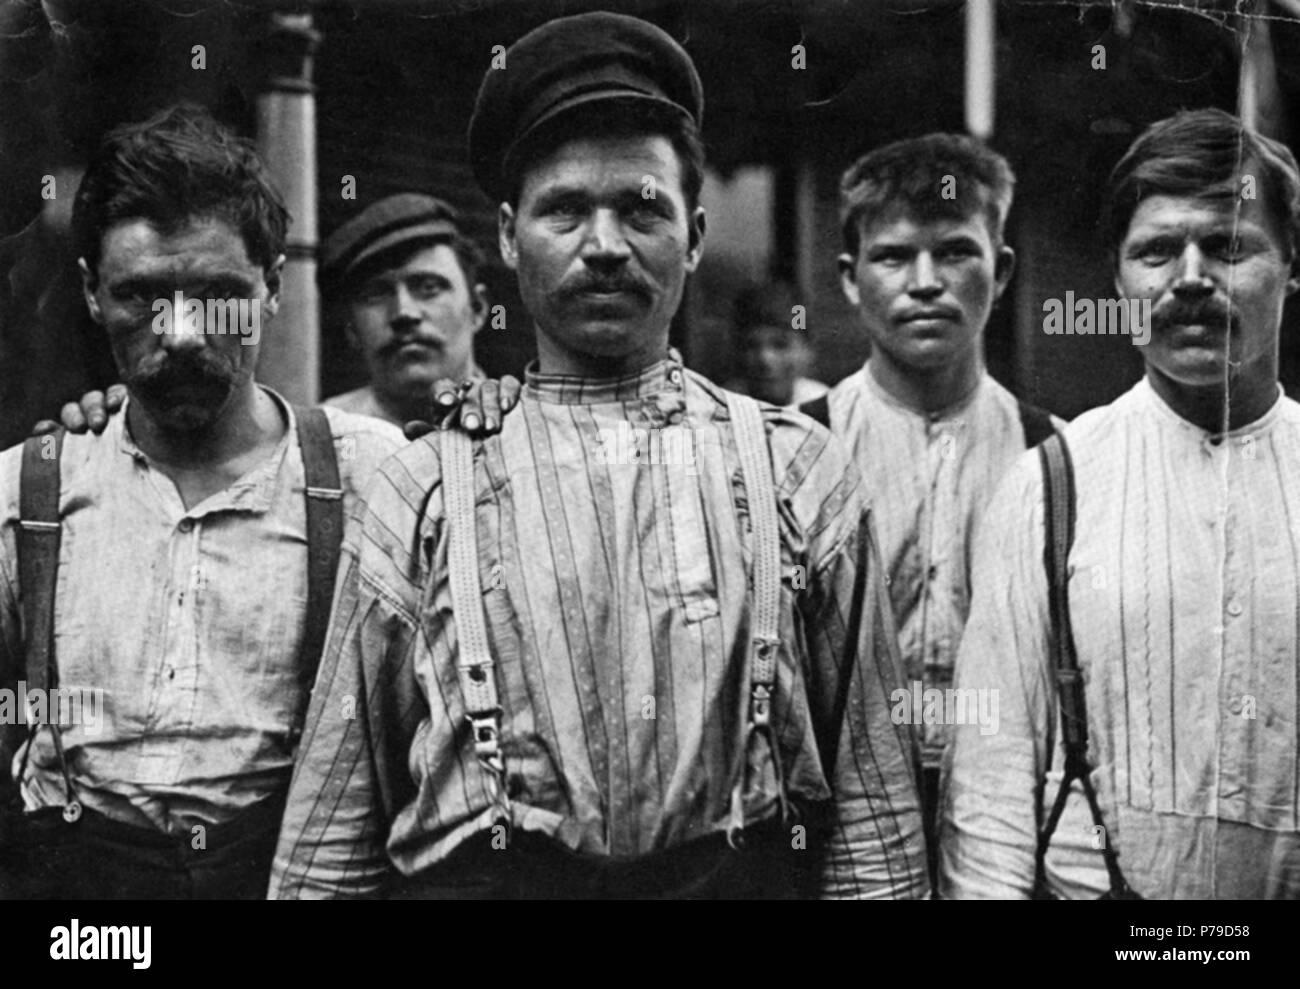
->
xmin=546 ymin=200 xmax=583 ymax=219
xmin=1134 ymin=243 xmax=1174 ymax=264
xmin=409 ymin=278 xmax=444 ymax=298
xmin=936 ymin=246 xmax=978 ymax=262
xmin=1212 ymin=238 xmax=1247 ymax=260
xmin=628 ymin=202 xmax=663 ymax=223
xmin=870 ymin=253 xmax=907 ymax=266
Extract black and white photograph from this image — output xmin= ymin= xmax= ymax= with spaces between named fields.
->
xmin=0 ymin=0 xmax=1296 ymax=964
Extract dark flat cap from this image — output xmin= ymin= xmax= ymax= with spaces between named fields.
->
xmin=468 ymin=11 xmax=703 ymax=202
xmin=320 ymin=193 xmax=463 ymax=286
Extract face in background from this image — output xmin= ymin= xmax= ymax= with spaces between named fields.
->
xmin=80 ymin=215 xmax=280 ymax=432
xmin=735 ymin=323 xmax=812 ymax=405
xmin=1115 ymin=192 xmax=1299 ymax=393
xmin=499 ymin=133 xmax=705 ymax=375
xmin=839 ymin=205 xmax=1014 ymax=375
xmin=346 ymin=243 xmax=487 ymax=412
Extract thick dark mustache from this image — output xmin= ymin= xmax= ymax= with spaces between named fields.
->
xmin=1153 ymin=298 xmax=1235 ymax=332
xmin=132 ymin=355 xmax=234 ymax=400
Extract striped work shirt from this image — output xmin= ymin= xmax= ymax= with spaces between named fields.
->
xmin=826 ymin=362 xmax=1055 ymax=768
xmin=270 ymin=351 xmax=927 ymax=899
xmin=942 ymin=377 xmax=1300 ymax=899
xmin=0 ymin=391 xmax=404 ymax=832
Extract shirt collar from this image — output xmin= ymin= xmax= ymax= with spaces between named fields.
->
xmin=523 ymin=348 xmax=686 ymax=405
xmin=863 ymin=358 xmax=985 ymax=422
xmin=1137 ymin=375 xmax=1285 ymax=443
xmin=115 ymin=385 xmax=295 ymax=517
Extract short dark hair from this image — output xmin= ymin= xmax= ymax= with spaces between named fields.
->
xmin=73 ymin=103 xmax=290 ymax=274
xmin=503 ymin=100 xmax=705 ymax=215
xmin=839 ymin=133 xmax=1016 ymax=258
xmin=1105 ymin=108 xmax=1300 ymax=256
xmin=341 ymin=233 xmax=486 ymax=301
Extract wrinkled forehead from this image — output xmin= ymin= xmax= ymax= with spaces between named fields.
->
xmin=95 ymin=215 xmax=260 ymax=279
xmin=1123 ymin=189 xmax=1294 ymax=251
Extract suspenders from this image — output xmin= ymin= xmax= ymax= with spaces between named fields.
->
xmin=292 ymin=406 xmax=345 ymax=743
xmin=440 ymin=427 xmax=510 ymax=827
xmin=11 ymin=406 xmax=343 ymax=817
xmin=725 ymin=392 xmax=788 ymax=845
xmin=15 ymin=430 xmax=79 ymax=822
xmin=1033 ymin=431 xmax=1138 ymax=899
xmin=438 ymin=391 xmax=786 ymax=847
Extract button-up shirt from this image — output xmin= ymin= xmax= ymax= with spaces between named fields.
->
xmin=943 ymin=377 xmax=1300 ymax=899
xmin=270 ymin=351 xmax=927 ymax=899
xmin=826 ymin=362 xmax=1052 ymax=768
xmin=0 ymin=391 xmax=404 ymax=833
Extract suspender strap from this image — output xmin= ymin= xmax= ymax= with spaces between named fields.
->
xmin=16 ymin=431 xmax=80 ymax=822
xmin=725 ymin=393 xmax=788 ymax=845
xmin=1017 ymin=399 xmax=1056 ymax=450
xmin=440 ymin=427 xmax=510 ymax=826
xmin=292 ymin=406 xmax=344 ymax=742
xmin=1033 ymin=432 xmax=1134 ymax=898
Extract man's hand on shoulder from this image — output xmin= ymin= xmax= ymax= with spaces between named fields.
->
xmin=403 ymin=375 xmax=522 ymax=441
xmin=32 ymin=383 xmax=128 ymax=436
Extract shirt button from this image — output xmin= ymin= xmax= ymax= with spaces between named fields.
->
xmin=669 ymin=369 xmax=683 ymax=386
xmin=178 ymin=519 xmax=193 ymax=533
xmin=1227 ymin=599 xmax=1244 ymax=617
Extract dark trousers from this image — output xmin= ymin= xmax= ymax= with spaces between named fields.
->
xmin=922 ymin=766 xmax=940 ymax=893
xmin=0 ymin=797 xmax=284 ymax=900
xmin=390 ymin=820 xmax=817 ymax=900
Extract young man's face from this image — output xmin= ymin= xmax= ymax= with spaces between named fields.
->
xmin=80 ymin=215 xmax=280 ymax=432
xmin=1115 ymin=192 xmax=1299 ymax=390
xmin=736 ymin=323 xmax=810 ymax=405
xmin=839 ymin=205 xmax=1013 ymax=374
xmin=346 ymin=243 xmax=486 ymax=410
xmin=499 ymin=133 xmax=705 ymax=373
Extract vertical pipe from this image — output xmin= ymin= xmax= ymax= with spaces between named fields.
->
xmin=1238 ymin=10 xmax=1281 ymax=138
xmin=965 ymin=0 xmax=995 ymax=139
xmin=255 ymin=11 xmax=321 ymax=405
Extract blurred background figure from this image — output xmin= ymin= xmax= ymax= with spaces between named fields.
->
xmin=725 ymin=281 xmax=827 ymax=406
xmin=319 ymin=194 xmax=487 ymax=426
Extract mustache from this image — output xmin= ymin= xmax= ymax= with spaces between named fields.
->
xmin=380 ymin=334 xmax=445 ymax=358
xmin=1153 ymin=296 xmax=1236 ymax=333
xmin=129 ymin=352 xmax=236 ymax=400
xmin=562 ymin=272 xmax=652 ymax=300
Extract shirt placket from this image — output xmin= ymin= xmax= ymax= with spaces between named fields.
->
xmin=921 ymin=417 xmax=955 ymax=684
xmin=138 ymin=513 xmax=204 ymax=785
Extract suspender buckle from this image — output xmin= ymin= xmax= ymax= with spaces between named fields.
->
xmin=62 ymin=800 xmax=82 ymax=824
xmin=750 ymin=684 xmax=773 ymax=728
xmin=467 ymin=710 xmax=505 ymax=774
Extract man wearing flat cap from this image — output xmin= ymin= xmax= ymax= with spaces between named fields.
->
xmin=271 ymin=11 xmax=927 ymax=899
xmin=320 ymin=194 xmax=489 ymax=428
